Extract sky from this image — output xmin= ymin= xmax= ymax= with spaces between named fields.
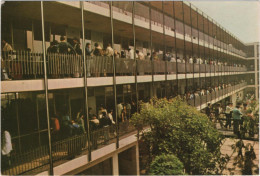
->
xmin=190 ymin=0 xmax=260 ymax=44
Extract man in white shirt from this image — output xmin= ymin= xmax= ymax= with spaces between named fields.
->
xmin=117 ymin=102 xmax=123 ymax=121
xmin=1 ymin=129 xmax=12 ymax=169
xmin=189 ymin=57 xmax=193 ymax=64
xmin=225 ymin=103 xmax=233 ymax=129
xmin=170 ymin=57 xmax=176 ymax=62
xmin=196 ymin=58 xmax=200 ymax=64
xmin=136 ymin=50 xmax=145 ymax=60
xmin=106 ymin=44 xmax=114 ymax=57
xmin=107 ymin=110 xmax=115 ymax=124
xmin=201 ymin=89 xmax=205 ymax=96
xmin=128 ymin=48 xmax=135 ymax=60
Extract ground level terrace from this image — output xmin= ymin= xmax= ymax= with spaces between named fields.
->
xmin=0 ymin=81 xmax=250 ymax=175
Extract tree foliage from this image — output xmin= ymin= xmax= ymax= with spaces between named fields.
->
xmin=131 ymin=97 xmax=227 ymax=175
xmin=149 ymin=154 xmax=184 ymax=175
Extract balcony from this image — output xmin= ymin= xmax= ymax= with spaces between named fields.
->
xmin=1 ymin=82 xmax=248 ymax=175
xmin=86 ymin=1 xmax=246 ymax=58
xmin=1 ymin=51 xmax=248 ymax=81
xmin=1 ymin=51 xmax=251 ymax=93
xmin=186 ymin=82 xmax=247 ymax=110
xmin=1 ymin=121 xmax=136 ymax=175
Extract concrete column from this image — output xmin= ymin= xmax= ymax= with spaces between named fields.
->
xmin=231 ymin=93 xmax=237 ymax=106
xmin=254 ymin=44 xmax=258 ymax=100
xmin=112 ymin=153 xmax=119 ymax=175
xmin=150 ymin=83 xmax=157 ymax=98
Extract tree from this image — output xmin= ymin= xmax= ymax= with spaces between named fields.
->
xmin=131 ymin=97 xmax=227 ymax=175
xmin=149 ymin=154 xmax=184 ymax=175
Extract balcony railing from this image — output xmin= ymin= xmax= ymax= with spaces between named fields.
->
xmin=1 ymin=121 xmax=135 ymax=175
xmin=1 ymin=51 xmax=247 ymax=81
xmin=186 ymin=82 xmax=247 ymax=108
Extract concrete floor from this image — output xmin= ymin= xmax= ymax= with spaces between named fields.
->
xmin=221 ymin=138 xmax=259 ymax=175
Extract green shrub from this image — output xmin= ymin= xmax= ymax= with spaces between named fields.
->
xmin=150 ymin=154 xmax=184 ymax=175
xmin=131 ymin=97 xmax=227 ymax=175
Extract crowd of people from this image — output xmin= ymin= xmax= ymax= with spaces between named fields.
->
xmin=2 ymin=36 xmax=248 ymax=81
xmin=48 ymin=100 xmax=138 ymax=150
xmin=46 ymin=36 xmax=248 ymax=68
xmin=184 ymin=80 xmax=246 ymax=101
xmin=204 ymin=93 xmax=257 ymax=138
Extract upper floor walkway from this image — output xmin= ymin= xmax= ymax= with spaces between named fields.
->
xmin=1 ymin=52 xmax=251 ymax=93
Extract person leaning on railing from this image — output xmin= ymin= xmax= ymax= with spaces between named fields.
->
xmin=58 ymin=36 xmax=76 ymax=54
xmin=47 ymin=40 xmax=59 ymax=53
xmin=99 ymin=111 xmax=112 ymax=144
xmin=89 ymin=115 xmax=99 ymax=149
xmin=1 ymin=39 xmax=13 ymax=80
xmin=1 ymin=125 xmax=12 ymax=171
xmin=93 ymin=43 xmax=103 ymax=56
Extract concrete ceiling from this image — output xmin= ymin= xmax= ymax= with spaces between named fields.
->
xmin=1 ymin=1 xmax=244 ymax=60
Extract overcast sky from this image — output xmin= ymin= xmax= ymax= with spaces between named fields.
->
xmin=190 ymin=0 xmax=260 ymax=44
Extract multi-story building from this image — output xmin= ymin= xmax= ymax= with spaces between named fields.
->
xmin=1 ymin=1 xmax=259 ymax=175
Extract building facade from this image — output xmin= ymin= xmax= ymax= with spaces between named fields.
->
xmin=1 ymin=1 xmax=259 ymax=175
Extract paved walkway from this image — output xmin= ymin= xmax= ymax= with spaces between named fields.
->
xmin=221 ymin=138 xmax=259 ymax=175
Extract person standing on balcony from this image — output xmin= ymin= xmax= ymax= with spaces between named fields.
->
xmin=145 ymin=53 xmax=151 ymax=60
xmin=164 ymin=52 xmax=171 ymax=62
xmin=151 ymin=52 xmax=159 ymax=61
xmin=76 ymin=111 xmax=85 ymax=133
xmin=99 ymin=112 xmax=112 ymax=144
xmin=72 ymin=38 xmax=82 ymax=77
xmin=127 ymin=48 xmax=135 ymax=60
xmin=105 ymin=43 xmax=113 ymax=57
xmin=47 ymin=40 xmax=59 ymax=53
xmin=170 ymin=55 xmax=176 ymax=62
xmin=136 ymin=50 xmax=145 ymax=60
xmin=85 ymin=43 xmax=93 ymax=77
xmin=2 ymin=39 xmax=13 ymax=52
xmin=58 ymin=36 xmax=76 ymax=54
xmin=1 ymin=125 xmax=12 ymax=170
xmin=51 ymin=115 xmax=61 ymax=141
xmin=114 ymin=49 xmax=120 ymax=59
xmin=1 ymin=39 xmax=13 ymax=80
xmin=121 ymin=51 xmax=126 ymax=58
xmin=121 ymin=104 xmax=127 ymax=122
xmin=90 ymin=115 xmax=99 ymax=149
xmin=126 ymin=102 xmax=131 ymax=120
xmin=233 ymin=105 xmax=243 ymax=136
xmin=189 ymin=57 xmax=193 ymax=64
xmin=117 ymin=102 xmax=123 ymax=122
xmin=72 ymin=37 xmax=82 ymax=55
xmin=85 ymin=43 xmax=92 ymax=56
xmin=98 ymin=105 xmax=107 ymax=119
xmin=93 ymin=43 xmax=102 ymax=56
xmin=107 ymin=110 xmax=115 ymax=125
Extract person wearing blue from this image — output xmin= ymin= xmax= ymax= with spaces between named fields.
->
xmin=232 ymin=105 xmax=242 ymax=135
